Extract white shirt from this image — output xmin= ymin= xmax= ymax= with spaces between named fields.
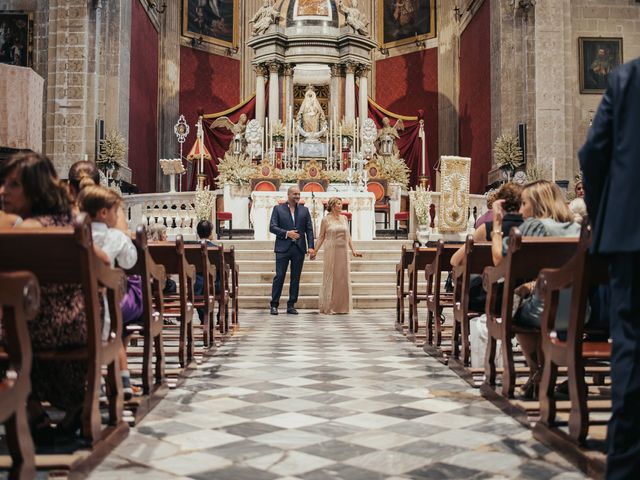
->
xmin=91 ymin=222 xmax=137 ymax=269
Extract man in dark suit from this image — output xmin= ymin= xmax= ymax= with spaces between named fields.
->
xmin=579 ymin=57 xmax=640 ymax=480
xmin=269 ymin=186 xmax=315 ymax=315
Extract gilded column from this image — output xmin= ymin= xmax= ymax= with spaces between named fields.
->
xmin=255 ymin=64 xmax=267 ymax=125
xmin=358 ymin=66 xmax=370 ymax=125
xmin=344 ymin=62 xmax=356 ymax=123
xmin=268 ymin=61 xmax=281 ymax=124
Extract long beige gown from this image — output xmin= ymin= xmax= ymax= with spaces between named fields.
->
xmin=318 ymin=215 xmax=352 ymax=314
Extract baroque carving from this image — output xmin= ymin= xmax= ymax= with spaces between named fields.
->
xmin=438 ymin=156 xmax=471 ymax=233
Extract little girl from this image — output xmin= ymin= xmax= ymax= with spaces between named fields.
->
xmin=78 ymin=181 xmax=141 ymax=399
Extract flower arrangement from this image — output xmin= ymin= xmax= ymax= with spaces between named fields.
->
xmin=216 ymin=152 xmax=257 ymax=186
xmin=98 ymin=130 xmax=127 ymax=172
xmin=194 ymin=185 xmax=216 ymax=221
xmin=379 ymin=154 xmax=410 ymax=188
xmin=493 ymin=133 xmax=523 ymax=173
xmin=271 ymin=120 xmax=286 ymax=140
xmin=278 ymin=168 xmax=299 ymax=183
xmin=409 ymin=185 xmax=432 ymax=226
xmin=525 ymin=161 xmax=549 ymax=183
xmin=325 ymin=169 xmax=349 ymax=183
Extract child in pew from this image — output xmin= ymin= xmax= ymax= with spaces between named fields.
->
xmin=77 ymin=181 xmax=142 ymax=400
xmin=190 ymin=220 xmax=221 ymax=323
xmin=147 ymin=223 xmax=178 ymax=296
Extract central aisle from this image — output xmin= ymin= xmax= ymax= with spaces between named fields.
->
xmin=92 ymin=311 xmax=584 ymax=479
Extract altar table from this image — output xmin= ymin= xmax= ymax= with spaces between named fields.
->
xmin=250 ymin=191 xmax=376 ymax=241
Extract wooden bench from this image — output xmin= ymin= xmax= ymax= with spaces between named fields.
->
xmin=0 ymin=214 xmax=128 ymax=446
xmin=0 ymin=271 xmax=39 ymax=480
xmin=224 ymin=247 xmax=239 ymax=333
xmin=395 ymin=245 xmax=414 ymax=332
xmin=149 ymin=237 xmax=196 ymax=368
xmin=125 ymin=227 xmax=167 ymax=398
xmin=184 ymin=241 xmax=217 ymax=348
xmin=207 ymin=245 xmax=229 ymax=336
xmin=450 ymin=237 xmax=493 ymax=367
xmin=535 ymin=222 xmax=611 ymax=446
xmin=407 ymin=247 xmax=438 ymax=342
xmin=483 ymin=230 xmax=579 ymax=398
xmin=424 ymin=241 xmax=460 ymax=351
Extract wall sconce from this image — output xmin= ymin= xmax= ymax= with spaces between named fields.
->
xmin=146 ymin=1 xmax=167 ymax=14
xmin=588 ymin=110 xmax=595 ymax=127
xmin=378 ymin=46 xmax=389 ymax=56
xmin=226 ymin=46 xmax=239 ymax=56
xmin=191 ymin=36 xmax=203 ymax=47
xmin=414 ymin=34 xmax=426 ymax=49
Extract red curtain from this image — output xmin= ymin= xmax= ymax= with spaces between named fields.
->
xmin=188 ymin=95 xmax=259 ymax=190
xmin=366 ymin=99 xmax=427 ymax=188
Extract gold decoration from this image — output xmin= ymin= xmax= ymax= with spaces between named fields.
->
xmin=438 ymin=156 xmax=471 ymax=233
xmin=194 ymin=185 xmax=216 ymax=221
xmin=98 ymin=130 xmax=127 ymax=171
xmin=297 ymin=159 xmax=327 ymax=180
xmin=494 ymin=133 xmax=524 ymax=172
xmin=409 ymin=185 xmax=432 ymax=226
xmin=378 ymin=154 xmax=410 ymax=188
xmin=216 ymin=152 xmax=257 ymax=186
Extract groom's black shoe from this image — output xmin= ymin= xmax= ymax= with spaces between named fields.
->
xmin=270 ymin=307 xmax=278 ymax=315
xmin=287 ymin=307 xmax=298 ymax=315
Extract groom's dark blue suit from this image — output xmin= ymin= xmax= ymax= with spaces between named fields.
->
xmin=270 ymin=202 xmax=315 ymax=309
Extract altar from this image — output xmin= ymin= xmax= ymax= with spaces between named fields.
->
xmin=250 ymin=190 xmax=376 ymax=241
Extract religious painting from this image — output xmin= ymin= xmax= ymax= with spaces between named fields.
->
xmin=378 ymin=0 xmax=436 ymax=49
xmin=182 ymin=0 xmax=238 ymax=49
xmin=297 ymin=0 xmax=330 ymax=16
xmin=579 ymin=37 xmax=623 ymax=94
xmin=0 ymin=11 xmax=33 ymax=67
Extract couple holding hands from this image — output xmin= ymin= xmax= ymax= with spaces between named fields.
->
xmin=269 ymin=187 xmax=362 ymax=316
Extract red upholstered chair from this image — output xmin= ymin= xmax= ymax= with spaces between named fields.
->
xmin=300 ymin=179 xmax=328 ymax=192
xmin=367 ymin=179 xmax=390 ymax=229
xmin=216 ymin=211 xmax=233 ymax=239
xmin=394 ymin=211 xmax=410 ymax=239
xmin=340 ymin=211 xmax=353 ymax=235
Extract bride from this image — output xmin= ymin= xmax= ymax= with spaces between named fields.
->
xmin=311 ymin=197 xmax=362 ymax=314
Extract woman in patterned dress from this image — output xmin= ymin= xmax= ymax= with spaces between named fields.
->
xmin=0 ymin=152 xmax=89 ymax=437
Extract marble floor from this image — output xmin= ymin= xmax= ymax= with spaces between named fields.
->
xmin=90 ymin=310 xmax=586 ymax=480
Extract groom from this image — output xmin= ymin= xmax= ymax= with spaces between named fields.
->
xmin=269 ymin=186 xmax=315 ymax=315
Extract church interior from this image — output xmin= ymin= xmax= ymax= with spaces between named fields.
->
xmin=1 ymin=0 xmax=639 ymax=478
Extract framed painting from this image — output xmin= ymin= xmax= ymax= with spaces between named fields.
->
xmin=378 ymin=0 xmax=436 ymax=49
xmin=182 ymin=0 xmax=238 ymax=48
xmin=0 ymin=11 xmax=34 ymax=67
xmin=579 ymin=37 xmax=623 ymax=94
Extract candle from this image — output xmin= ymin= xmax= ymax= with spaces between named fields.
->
xmin=419 ymin=119 xmax=426 ymax=177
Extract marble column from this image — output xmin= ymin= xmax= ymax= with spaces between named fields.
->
xmin=268 ymin=62 xmax=281 ymax=124
xmin=255 ymin=64 xmax=266 ymax=125
xmin=157 ymin=0 xmax=181 ymax=190
xmin=344 ymin=62 xmax=356 ymax=123
xmin=330 ymin=64 xmax=341 ymax=123
xmin=282 ymin=63 xmax=294 ymax=124
xmin=358 ymin=66 xmax=370 ymax=125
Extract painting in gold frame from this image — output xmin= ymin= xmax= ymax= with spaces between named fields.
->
xmin=578 ymin=37 xmax=622 ymax=94
xmin=378 ymin=0 xmax=436 ymax=49
xmin=182 ymin=0 xmax=238 ymax=49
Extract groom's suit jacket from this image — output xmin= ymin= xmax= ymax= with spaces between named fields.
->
xmin=269 ymin=203 xmax=315 ymax=254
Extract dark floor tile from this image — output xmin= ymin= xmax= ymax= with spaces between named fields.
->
xmin=407 ymin=462 xmax=490 ymax=480
xmin=393 ymin=439 xmax=467 ymax=462
xmin=136 ymin=421 xmax=199 ymax=439
xmin=191 ymin=465 xmax=278 ymax=480
xmin=303 ymin=393 xmax=355 ymax=405
xmin=373 ymin=406 xmax=432 ymax=420
xmin=302 ymin=462 xmax=387 ymax=480
xmin=237 ymin=392 xmax=288 ymax=404
xmin=225 ymin=405 xmax=285 ymax=420
xmin=518 ymin=460 xmax=567 ymax=480
xmin=299 ymin=439 xmax=376 ymax=462
xmin=303 ymin=383 xmax=350 ymax=393
xmin=304 ymin=373 xmax=349 ymax=382
xmin=221 ymin=421 xmax=284 ymax=438
xmin=204 ymin=439 xmax=282 ymax=462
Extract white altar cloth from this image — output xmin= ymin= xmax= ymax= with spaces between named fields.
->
xmin=250 ymin=191 xmax=376 ymax=241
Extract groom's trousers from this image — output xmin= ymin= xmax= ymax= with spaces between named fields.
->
xmin=271 ymin=246 xmax=305 ymax=309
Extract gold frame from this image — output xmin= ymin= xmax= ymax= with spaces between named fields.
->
xmin=377 ymin=0 xmax=436 ymax=49
xmin=578 ymin=37 xmax=623 ymax=94
xmin=182 ymin=0 xmax=238 ymax=49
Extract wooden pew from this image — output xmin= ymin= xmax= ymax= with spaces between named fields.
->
xmin=224 ymin=246 xmax=239 ymax=332
xmin=206 ymin=245 xmax=229 ymax=336
xmin=0 ymin=271 xmax=38 ymax=480
xmin=535 ymin=222 xmax=610 ymax=446
xmin=407 ymin=247 xmax=438 ymax=342
xmin=124 ymin=227 xmax=167 ymax=398
xmin=395 ymin=244 xmax=414 ymax=332
xmin=424 ymin=241 xmax=460 ymax=352
xmin=483 ymin=229 xmax=579 ymax=398
xmin=184 ymin=241 xmax=217 ymax=348
xmin=149 ymin=237 xmax=196 ymax=368
xmin=450 ymin=237 xmax=493 ymax=367
xmin=0 ymin=214 xmax=128 ymax=446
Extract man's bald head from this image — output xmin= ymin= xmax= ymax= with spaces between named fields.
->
xmin=287 ymin=186 xmax=301 ymax=207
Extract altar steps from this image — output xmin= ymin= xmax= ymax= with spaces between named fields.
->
xmin=223 ymin=239 xmax=415 ymax=309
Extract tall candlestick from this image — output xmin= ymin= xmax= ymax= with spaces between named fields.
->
xmin=551 ymin=157 xmax=556 ymax=183
xmin=419 ymin=119 xmax=426 ymax=177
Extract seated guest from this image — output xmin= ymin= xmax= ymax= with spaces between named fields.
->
xmin=0 ymin=152 xmax=87 ymax=439
xmin=474 ymin=189 xmax=497 ymax=229
xmin=0 ymin=210 xmax=20 ymax=227
xmin=491 ymin=180 xmax=580 ymax=398
xmin=191 ymin=220 xmax=221 ymax=322
xmin=78 ymin=181 xmax=141 ymax=399
xmin=147 ymin=223 xmax=177 ymax=295
xmin=569 ymin=197 xmax=587 ymax=225
xmin=67 ymin=160 xmax=101 ymax=215
xmin=574 ymin=179 xmax=584 ymax=198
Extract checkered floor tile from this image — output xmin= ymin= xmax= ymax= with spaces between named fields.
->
xmin=89 ymin=310 xmax=586 ymax=479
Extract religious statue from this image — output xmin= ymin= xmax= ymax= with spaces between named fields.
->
xmin=250 ymin=0 xmax=281 ymax=37
xmin=375 ymin=117 xmax=404 ymax=156
xmin=211 ymin=113 xmax=248 ymax=155
xmin=297 ymin=86 xmax=327 ymax=140
xmin=360 ymin=118 xmax=378 ymax=159
xmin=244 ymin=119 xmax=264 ymax=160
xmin=338 ymin=0 xmax=369 ymax=36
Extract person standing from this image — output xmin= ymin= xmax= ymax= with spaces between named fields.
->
xmin=579 ymin=57 xmax=640 ymax=480
xmin=269 ymin=186 xmax=315 ymax=315
xmin=313 ymin=197 xmax=362 ymax=314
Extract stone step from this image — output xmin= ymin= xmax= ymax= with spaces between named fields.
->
xmin=241 ymin=295 xmax=397 ymax=309
xmin=232 ymin=249 xmax=403 ymax=262
xmin=236 ymin=259 xmax=399 ymax=272
xmin=240 ymin=271 xmax=399 ymax=284
xmin=240 ymin=282 xmax=397 ymax=296
xmin=222 ymin=239 xmax=412 ymax=251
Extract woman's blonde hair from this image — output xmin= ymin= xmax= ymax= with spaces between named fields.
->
xmin=77 ymin=185 xmax=122 ymax=218
xmin=522 ymin=180 xmax=573 ymax=223
xmin=327 ymin=197 xmax=342 ymax=213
